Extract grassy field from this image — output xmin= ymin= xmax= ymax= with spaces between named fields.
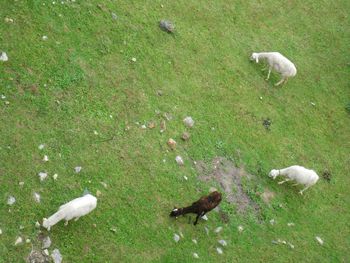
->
xmin=1 ymin=0 xmax=350 ymax=262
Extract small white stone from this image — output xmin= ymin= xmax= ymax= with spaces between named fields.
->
xmin=287 ymin=222 xmax=295 ymax=227
xmin=15 ymin=237 xmax=23 ymax=245
xmin=214 ymin=226 xmax=223 ymax=233
xmin=1 ymin=94 xmax=6 ymax=99
xmin=216 ymin=247 xmax=223 ymax=254
xmin=93 ymin=130 xmax=99 ymax=135
xmin=42 ymin=35 xmax=48 ymax=41
xmin=43 ymin=155 xmax=49 ymax=162
xmin=288 ymin=242 xmax=295 ymax=249
xmin=141 ymin=125 xmax=146 ymax=129
xmin=19 ymin=225 xmax=24 ymax=230
xmin=109 ymin=114 xmax=113 ymax=118
xmin=26 ymin=239 xmax=31 ymax=243
xmin=4 ymin=101 xmax=10 ymax=105
xmin=35 ymin=221 xmax=41 ymax=228
xmin=74 ymin=166 xmax=82 ymax=173
xmin=42 ymin=236 xmax=52 ymax=249
xmin=315 ymin=236 xmax=324 ymax=245
xmin=4 ymin=17 xmax=14 ymax=23
xmin=43 ymin=249 xmax=49 ymax=256
xmin=38 ymin=172 xmax=48 ymax=181
xmin=19 ymin=181 xmax=24 ymax=186
xmin=183 ymin=116 xmax=195 ymax=128
xmin=183 ymin=176 xmax=188 ymax=180
xmin=100 ymin=182 xmax=108 ymax=188
xmin=0 ymin=229 xmax=2 ymax=235
xmin=218 ymin=239 xmax=227 ymax=246
xmin=33 ymin=192 xmax=41 ymax=203
xmin=52 ymin=249 xmax=63 ymax=263
xmin=192 ymin=239 xmax=197 ymax=244
xmin=269 ymin=219 xmax=276 ymax=225
xmin=7 ymin=196 xmax=16 ymax=205
xmin=38 ymin=144 xmax=45 ymax=150
xmin=311 ymin=102 xmax=316 ymax=106
xmin=53 ymin=174 xmax=58 ymax=180
xmin=201 ymin=215 xmax=208 ymax=221
xmin=238 ymin=225 xmax=244 ymax=233
xmin=175 ymin=156 xmax=184 ymax=166
xmin=131 ymin=57 xmax=137 ymax=62
xmin=173 ymin=233 xmax=180 ymax=242
xmin=193 ymin=253 xmax=199 ymax=259
xmin=0 ymin=52 xmax=8 ymax=62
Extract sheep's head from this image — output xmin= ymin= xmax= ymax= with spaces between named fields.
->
xmin=170 ymin=207 xmax=181 ymax=218
xmin=250 ymin=53 xmax=259 ymax=63
xmin=269 ymin=169 xmax=279 ymax=179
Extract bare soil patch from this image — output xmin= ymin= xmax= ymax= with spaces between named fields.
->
xmin=196 ymin=157 xmax=260 ymax=215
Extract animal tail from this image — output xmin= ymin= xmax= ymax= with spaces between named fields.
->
xmin=43 ymin=209 xmax=66 ymax=229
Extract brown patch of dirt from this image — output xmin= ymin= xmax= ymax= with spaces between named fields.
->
xmin=196 ymin=157 xmax=260 ymax=215
xmin=260 ymin=189 xmax=275 ymax=204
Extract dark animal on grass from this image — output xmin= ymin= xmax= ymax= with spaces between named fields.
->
xmin=170 ymin=191 xmax=222 ymax=225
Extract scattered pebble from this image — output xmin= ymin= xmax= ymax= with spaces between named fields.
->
xmin=51 ymin=249 xmax=63 ymax=263
xmin=38 ymin=144 xmax=45 ymax=150
xmin=141 ymin=124 xmax=147 ymax=129
xmin=1 ymin=94 xmax=6 ymax=99
xmin=96 ymin=190 xmax=102 ymax=197
xmin=35 ymin=221 xmax=41 ymax=228
xmin=193 ymin=253 xmax=199 ymax=259
xmin=167 ymin=138 xmax=176 ymax=149
xmin=259 ymin=96 xmax=263 ymax=100
xmin=269 ymin=219 xmax=276 ymax=225
xmin=111 ymin=12 xmax=118 ymax=20
xmin=0 ymin=52 xmax=8 ymax=62
xmin=201 ymin=215 xmax=208 ymax=221
xmin=192 ymin=239 xmax=197 ymax=244
xmin=160 ymin=120 xmax=166 ymax=133
xmin=175 ymin=156 xmax=184 ymax=166
xmin=100 ymin=182 xmax=108 ymax=188
xmin=43 ymin=155 xmax=49 ymax=162
xmin=218 ymin=239 xmax=227 ymax=246
xmin=238 ymin=225 xmax=244 ymax=233
xmin=53 ymin=174 xmax=58 ymax=180
xmin=214 ymin=227 xmax=223 ymax=233
xmin=19 ymin=225 xmax=24 ymax=230
xmin=19 ymin=181 xmax=24 ymax=186
xmin=110 ymin=227 xmax=117 ymax=233
xmin=131 ymin=57 xmax=137 ymax=62
xmin=287 ymin=222 xmax=295 ymax=227
xmin=183 ymin=176 xmax=188 ymax=180
xmin=74 ymin=166 xmax=82 ymax=173
xmin=4 ymin=17 xmax=14 ymax=23
xmin=216 ymin=247 xmax=223 ymax=254
xmin=311 ymin=102 xmax=316 ymax=106
xmin=4 ymin=101 xmax=10 ymax=105
xmin=315 ymin=236 xmax=324 ymax=245
xmin=0 ymin=229 xmax=2 ymax=235
xmin=173 ymin=233 xmax=180 ymax=242
xmin=42 ymin=236 xmax=52 ymax=249
xmin=33 ymin=192 xmax=41 ymax=203
xmin=181 ymin=132 xmax=190 ymax=141
xmin=43 ymin=249 xmax=49 ymax=256
xmin=42 ymin=35 xmax=48 ymax=41
xmin=26 ymin=239 xmax=31 ymax=243
xmin=159 ymin=20 xmax=175 ymax=33
xmin=38 ymin=172 xmax=48 ymax=181
xmin=7 ymin=196 xmax=16 ymax=205
xmin=15 ymin=237 xmax=23 ymax=245
xmin=93 ymin=130 xmax=98 ymax=135
xmin=183 ymin=116 xmax=195 ymax=128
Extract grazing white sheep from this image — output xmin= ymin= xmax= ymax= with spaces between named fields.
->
xmin=43 ymin=194 xmax=97 ymax=231
xmin=250 ymin=52 xmax=297 ymax=86
xmin=269 ymin=165 xmax=319 ymax=194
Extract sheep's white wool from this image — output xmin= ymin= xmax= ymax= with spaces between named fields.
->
xmin=251 ymin=52 xmax=297 ymax=86
xmin=269 ymin=165 xmax=319 ymax=194
xmin=42 ymin=194 xmax=97 ymax=231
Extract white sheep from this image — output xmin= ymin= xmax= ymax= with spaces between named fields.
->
xmin=269 ymin=165 xmax=319 ymax=194
xmin=250 ymin=52 xmax=297 ymax=86
xmin=42 ymin=194 xmax=97 ymax=231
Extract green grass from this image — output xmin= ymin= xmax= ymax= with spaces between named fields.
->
xmin=1 ymin=0 xmax=349 ymax=262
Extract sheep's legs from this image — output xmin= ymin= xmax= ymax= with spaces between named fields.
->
xmin=74 ymin=217 xmax=80 ymax=222
xmin=299 ymin=185 xmax=311 ymax=195
xmin=265 ymin=68 xmax=272 ymax=80
xmin=275 ymin=77 xmax=287 ymax=86
xmin=278 ymin=178 xmax=291 ymax=185
xmin=64 ymin=221 xmax=69 ymax=226
xmin=194 ymin=212 xmax=206 ymax=225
